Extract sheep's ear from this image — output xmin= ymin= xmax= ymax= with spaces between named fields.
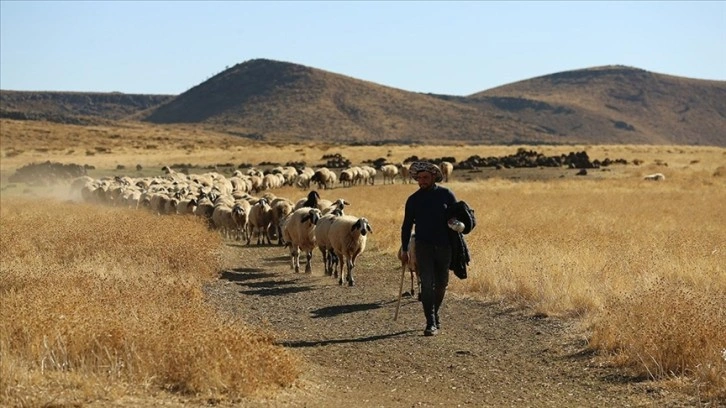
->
xmin=301 ymin=215 xmax=311 ymax=223
xmin=344 ymin=200 xmax=350 ymax=205
xmin=351 ymin=220 xmax=361 ymax=231
xmin=366 ymin=223 xmax=373 ymax=233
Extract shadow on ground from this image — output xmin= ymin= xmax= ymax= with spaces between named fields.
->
xmin=277 ymin=330 xmax=417 ymax=348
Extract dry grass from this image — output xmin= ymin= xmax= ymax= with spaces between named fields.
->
xmin=0 ymin=198 xmax=299 ymax=406
xmin=1 ymin=119 xmax=725 ymax=402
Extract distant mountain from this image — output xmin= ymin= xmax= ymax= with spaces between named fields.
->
xmin=469 ymin=66 xmax=726 ymax=146
xmin=0 ymin=90 xmax=172 ymax=125
xmin=1 ymin=59 xmax=724 ymax=146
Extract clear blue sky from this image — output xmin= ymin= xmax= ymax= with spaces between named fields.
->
xmin=1 ymin=1 xmax=724 ymax=96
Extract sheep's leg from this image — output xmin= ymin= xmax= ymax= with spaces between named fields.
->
xmin=277 ymin=226 xmax=285 ymax=246
xmin=291 ymin=247 xmax=300 ymax=273
xmin=265 ymin=226 xmax=273 ymax=245
xmin=328 ymin=251 xmax=338 ymax=278
xmin=319 ymin=248 xmax=327 ymax=274
xmin=334 ymin=252 xmax=343 ymax=282
xmin=304 ymin=251 xmax=312 ymax=274
xmin=337 ymin=255 xmax=346 ymax=285
xmin=346 ymin=259 xmax=355 ymax=286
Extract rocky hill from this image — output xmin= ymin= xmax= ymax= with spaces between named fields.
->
xmin=1 ymin=59 xmax=724 ymax=146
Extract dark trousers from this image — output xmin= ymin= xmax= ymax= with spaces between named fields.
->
xmin=415 ymin=241 xmax=451 ymax=326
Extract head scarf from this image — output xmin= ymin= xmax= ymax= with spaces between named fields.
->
xmin=409 ymin=161 xmax=443 ymax=183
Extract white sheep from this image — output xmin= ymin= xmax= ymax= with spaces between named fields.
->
xmin=329 ymin=215 xmax=373 ymax=286
xmin=398 ymin=163 xmax=412 ymax=184
xmin=295 ymin=173 xmax=312 ymax=189
xmin=231 ymin=201 xmax=251 ymax=241
xmin=270 ymin=197 xmax=295 ymax=245
xmin=282 ymin=207 xmax=323 ymax=273
xmin=644 ymin=173 xmax=666 ymax=181
xmin=440 ymin=161 xmax=454 ymax=182
xmin=211 ymin=203 xmax=236 ymax=239
xmin=320 ymin=198 xmax=350 ymax=215
xmin=247 ymin=198 xmax=273 ymax=245
xmin=361 ymin=165 xmax=377 ymax=185
xmin=380 ymin=164 xmax=399 ymax=185
xmin=314 ymin=208 xmax=344 ymax=276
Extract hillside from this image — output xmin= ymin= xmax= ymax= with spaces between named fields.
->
xmin=0 ymin=91 xmax=173 ymax=125
xmin=471 ymin=66 xmax=726 ymax=146
xmin=1 ymin=59 xmax=724 ymax=146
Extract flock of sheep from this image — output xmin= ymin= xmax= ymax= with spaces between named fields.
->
xmin=68 ymin=163 xmax=423 ymax=286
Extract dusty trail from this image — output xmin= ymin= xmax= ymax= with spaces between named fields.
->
xmin=204 ymin=243 xmax=696 ymax=407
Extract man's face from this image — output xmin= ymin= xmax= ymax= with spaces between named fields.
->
xmin=416 ymin=171 xmax=434 ymax=190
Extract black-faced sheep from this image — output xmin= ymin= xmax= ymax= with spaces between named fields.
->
xmin=314 ymin=208 xmax=344 ymax=277
xmin=329 ymin=215 xmax=373 ymax=286
xmin=311 ymin=168 xmax=337 ymax=190
xmin=295 ymin=190 xmax=321 ymax=210
xmin=282 ymin=207 xmax=323 ymax=273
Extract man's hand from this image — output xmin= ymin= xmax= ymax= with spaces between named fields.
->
xmin=400 ymin=250 xmax=409 ymax=264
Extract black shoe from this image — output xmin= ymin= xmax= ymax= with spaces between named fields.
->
xmin=424 ymin=324 xmax=438 ymax=336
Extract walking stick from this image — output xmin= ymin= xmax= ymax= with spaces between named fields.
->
xmin=394 ymin=262 xmax=406 ymax=321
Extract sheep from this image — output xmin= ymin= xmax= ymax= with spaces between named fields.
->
xmin=311 ymin=167 xmax=337 ymax=190
xmin=380 ymin=164 xmax=399 ymax=185
xmin=295 ymin=190 xmax=321 ymax=210
xmin=644 ymin=173 xmax=666 ymax=181
xmin=361 ymin=165 xmax=377 ymax=185
xmin=398 ymin=163 xmax=412 ymax=184
xmin=211 ymin=203 xmax=236 ymax=239
xmin=69 ymin=175 xmax=95 ymax=201
xmin=339 ymin=168 xmax=355 ymax=187
xmin=314 ymin=208 xmax=344 ymax=276
xmin=320 ymin=198 xmax=350 ymax=215
xmin=270 ymin=197 xmax=295 ymax=245
xmin=247 ymin=198 xmax=273 ymax=245
xmin=193 ymin=194 xmax=216 ymax=228
xmin=295 ymin=173 xmax=312 ymax=189
xmin=397 ymin=234 xmax=420 ymax=299
xmin=282 ymin=207 xmax=323 ymax=273
xmin=177 ymin=196 xmax=197 ymax=216
xmin=440 ymin=161 xmax=454 ymax=182
xmin=328 ymin=215 xmax=373 ymax=286
xmin=231 ymin=201 xmax=250 ymax=241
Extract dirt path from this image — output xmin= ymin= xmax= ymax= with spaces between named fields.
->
xmin=204 ymin=243 xmax=697 ymax=407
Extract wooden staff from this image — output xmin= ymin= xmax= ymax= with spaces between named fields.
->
xmin=394 ymin=262 xmax=406 ymax=321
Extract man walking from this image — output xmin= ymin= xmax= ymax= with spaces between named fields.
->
xmin=400 ymin=161 xmax=458 ymax=336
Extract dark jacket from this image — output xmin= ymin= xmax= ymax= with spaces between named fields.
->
xmin=448 ymin=230 xmax=470 ymax=279
xmin=446 ymin=201 xmax=475 ymax=279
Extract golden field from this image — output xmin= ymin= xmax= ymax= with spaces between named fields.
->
xmin=1 ymin=119 xmax=725 ymax=404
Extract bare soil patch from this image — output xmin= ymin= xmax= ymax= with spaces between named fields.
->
xmin=201 ymin=243 xmax=699 ymax=407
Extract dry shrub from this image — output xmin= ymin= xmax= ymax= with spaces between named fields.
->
xmin=588 ymin=278 xmax=726 ymax=400
xmin=0 ymin=198 xmax=298 ymax=406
